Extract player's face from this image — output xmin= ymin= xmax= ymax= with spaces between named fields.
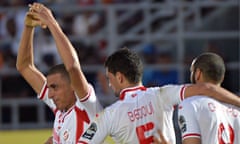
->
xmin=47 ymin=73 xmax=76 ymax=111
xmin=105 ymin=69 xmax=121 ymax=97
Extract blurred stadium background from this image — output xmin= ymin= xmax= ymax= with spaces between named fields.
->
xmin=0 ymin=0 xmax=239 ymax=143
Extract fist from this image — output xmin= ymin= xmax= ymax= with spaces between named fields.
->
xmin=25 ymin=12 xmax=47 ymax=28
xmin=25 ymin=13 xmax=38 ymax=27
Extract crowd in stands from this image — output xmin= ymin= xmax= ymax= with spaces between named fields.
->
xmin=0 ymin=2 xmax=238 ymax=142
xmin=0 ymin=0 xmax=238 ymax=106
xmin=0 ymin=0 xmax=142 ymax=105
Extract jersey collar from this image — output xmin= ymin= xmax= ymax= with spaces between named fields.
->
xmin=119 ymin=86 xmax=146 ymax=100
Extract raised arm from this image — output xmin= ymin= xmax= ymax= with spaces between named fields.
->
xmin=28 ymin=3 xmax=89 ymax=99
xmin=16 ymin=12 xmax=46 ymax=94
xmin=184 ymin=83 xmax=240 ymax=107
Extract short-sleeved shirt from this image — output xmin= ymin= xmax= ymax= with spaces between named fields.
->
xmin=38 ymin=81 xmax=103 ymax=144
xmin=78 ymin=85 xmax=186 ymax=144
xmin=178 ymin=96 xmax=240 ymax=144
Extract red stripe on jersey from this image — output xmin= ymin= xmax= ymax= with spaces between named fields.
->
xmin=53 ymin=108 xmax=58 ymax=115
xmin=180 ymin=85 xmax=186 ymax=101
xmin=182 ymin=133 xmax=201 ymax=139
xmin=53 ymin=129 xmax=60 ymax=143
xmin=80 ymin=86 xmax=92 ymax=102
xmin=39 ymin=84 xmax=48 ymax=100
xmin=75 ymin=106 xmax=90 ymax=143
xmin=120 ymin=86 xmax=146 ymax=100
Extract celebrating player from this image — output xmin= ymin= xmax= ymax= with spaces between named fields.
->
xmin=16 ymin=4 xmax=102 ymax=144
xmin=178 ymin=52 xmax=240 ymax=144
xmin=78 ymin=48 xmax=240 ymax=144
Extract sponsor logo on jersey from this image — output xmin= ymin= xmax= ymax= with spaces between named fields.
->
xmin=179 ymin=115 xmax=187 ymax=133
xmin=82 ymin=122 xmax=97 ymax=140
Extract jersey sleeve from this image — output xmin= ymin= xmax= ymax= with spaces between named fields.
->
xmin=76 ymin=84 xmax=103 ymax=117
xmin=178 ymin=99 xmax=201 ymax=140
xmin=78 ymin=108 xmax=112 ymax=144
xmin=37 ymin=81 xmax=56 ymax=111
xmin=158 ymin=84 xmax=186 ymax=107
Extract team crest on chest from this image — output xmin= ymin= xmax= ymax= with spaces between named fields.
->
xmin=63 ymin=130 xmax=70 ymax=141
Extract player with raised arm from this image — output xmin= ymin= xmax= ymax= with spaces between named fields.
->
xmin=178 ymin=52 xmax=240 ymax=144
xmin=16 ymin=4 xmax=102 ymax=144
xmin=78 ymin=48 xmax=240 ymax=144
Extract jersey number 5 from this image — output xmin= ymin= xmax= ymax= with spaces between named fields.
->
xmin=136 ymin=122 xmax=154 ymax=144
xmin=218 ymin=123 xmax=234 ymax=144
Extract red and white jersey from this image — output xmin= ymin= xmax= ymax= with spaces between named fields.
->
xmin=178 ymin=96 xmax=240 ymax=144
xmin=78 ymin=85 xmax=186 ymax=144
xmin=38 ymin=81 xmax=103 ymax=144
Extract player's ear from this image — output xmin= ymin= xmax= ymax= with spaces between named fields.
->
xmin=115 ymin=72 xmax=123 ymax=84
xmin=195 ymin=68 xmax=202 ymax=81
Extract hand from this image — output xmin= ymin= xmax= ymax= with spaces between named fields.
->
xmin=28 ymin=3 xmax=55 ymax=28
xmin=44 ymin=136 xmax=53 ymax=144
xmin=153 ymin=129 xmax=171 ymax=144
xmin=25 ymin=12 xmax=46 ymax=28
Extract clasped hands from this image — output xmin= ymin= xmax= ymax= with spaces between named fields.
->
xmin=25 ymin=3 xmax=47 ymax=28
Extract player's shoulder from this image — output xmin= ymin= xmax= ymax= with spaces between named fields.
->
xmin=183 ymin=95 xmax=210 ymax=102
xmin=103 ymin=101 xmax=122 ymax=112
xmin=96 ymin=101 xmax=122 ymax=119
xmin=144 ymin=86 xmax=160 ymax=95
xmin=142 ymin=85 xmax=180 ymax=93
xmin=157 ymin=84 xmax=185 ymax=95
xmin=221 ymin=102 xmax=240 ymax=112
xmin=180 ymin=95 xmax=219 ymax=109
xmin=180 ymin=96 xmax=203 ymax=107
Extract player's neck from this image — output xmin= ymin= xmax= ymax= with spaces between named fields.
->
xmin=126 ymin=82 xmax=142 ymax=88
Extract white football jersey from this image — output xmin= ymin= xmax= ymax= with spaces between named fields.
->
xmin=178 ymin=96 xmax=240 ymax=144
xmin=78 ymin=85 xmax=186 ymax=144
xmin=38 ymin=81 xmax=103 ymax=144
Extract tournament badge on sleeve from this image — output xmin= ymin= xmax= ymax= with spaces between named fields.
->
xmin=82 ymin=122 xmax=97 ymax=140
xmin=179 ymin=115 xmax=187 ymax=133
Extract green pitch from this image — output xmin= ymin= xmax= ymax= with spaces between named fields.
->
xmin=0 ymin=129 xmax=52 ymax=144
xmin=0 ymin=129 xmax=114 ymax=144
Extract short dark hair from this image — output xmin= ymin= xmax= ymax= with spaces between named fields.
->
xmin=104 ymin=47 xmax=143 ymax=84
xmin=193 ymin=52 xmax=225 ymax=84
xmin=47 ymin=64 xmax=70 ymax=83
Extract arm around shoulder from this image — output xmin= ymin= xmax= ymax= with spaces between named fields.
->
xmin=184 ymin=83 xmax=240 ymax=107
